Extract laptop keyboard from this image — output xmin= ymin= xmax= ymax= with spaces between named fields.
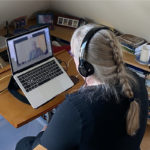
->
xmin=18 ymin=60 xmax=63 ymax=92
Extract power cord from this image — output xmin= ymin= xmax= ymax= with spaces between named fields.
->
xmin=56 ymin=57 xmax=84 ymax=87
xmin=0 ymin=88 xmax=7 ymax=94
xmin=57 ymin=57 xmax=74 ymax=72
xmin=0 ymin=74 xmax=11 ymax=81
xmin=67 ymin=58 xmax=82 ymax=79
xmin=57 ymin=58 xmax=68 ymax=72
xmin=61 ymin=61 xmax=68 ymax=72
xmin=67 ymin=57 xmax=73 ymax=68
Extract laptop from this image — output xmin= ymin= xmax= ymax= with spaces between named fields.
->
xmin=7 ymin=26 xmax=74 ymax=108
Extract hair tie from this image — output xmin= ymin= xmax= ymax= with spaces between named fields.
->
xmin=129 ymin=97 xmax=135 ymax=102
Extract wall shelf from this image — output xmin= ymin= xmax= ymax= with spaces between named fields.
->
xmin=0 ymin=20 xmax=149 ymax=73
xmin=123 ymin=50 xmax=150 ymax=72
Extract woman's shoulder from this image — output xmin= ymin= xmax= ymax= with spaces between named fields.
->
xmin=66 ymin=85 xmax=103 ymax=100
xmin=66 ymin=84 xmax=120 ymax=105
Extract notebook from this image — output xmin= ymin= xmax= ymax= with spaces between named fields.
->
xmin=7 ymin=26 xmax=74 ymax=108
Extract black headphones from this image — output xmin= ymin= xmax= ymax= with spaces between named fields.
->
xmin=78 ymin=26 xmax=110 ymax=77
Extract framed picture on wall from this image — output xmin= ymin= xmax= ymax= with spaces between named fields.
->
xmin=56 ymin=15 xmax=80 ymax=29
xmin=13 ymin=16 xmax=27 ymax=29
xmin=37 ymin=13 xmax=54 ymax=29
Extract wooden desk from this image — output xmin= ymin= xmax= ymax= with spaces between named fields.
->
xmin=0 ymin=50 xmax=84 ymax=128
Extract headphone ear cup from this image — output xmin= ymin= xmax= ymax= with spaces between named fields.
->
xmin=78 ymin=60 xmax=94 ymax=77
xmin=78 ymin=65 xmax=88 ymax=77
xmin=84 ymin=61 xmax=94 ymax=76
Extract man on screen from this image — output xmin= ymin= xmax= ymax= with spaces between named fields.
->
xmin=29 ymin=41 xmax=44 ymax=61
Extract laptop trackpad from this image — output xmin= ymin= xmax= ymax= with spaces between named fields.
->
xmin=26 ymin=74 xmax=73 ymax=108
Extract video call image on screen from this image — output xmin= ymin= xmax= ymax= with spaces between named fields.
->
xmin=15 ymin=34 xmax=48 ymax=66
xmin=8 ymin=28 xmax=52 ymax=73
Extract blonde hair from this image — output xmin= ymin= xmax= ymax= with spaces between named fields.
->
xmin=71 ymin=24 xmax=140 ymax=136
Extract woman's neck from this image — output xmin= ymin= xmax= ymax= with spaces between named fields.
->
xmin=85 ymin=76 xmax=102 ymax=86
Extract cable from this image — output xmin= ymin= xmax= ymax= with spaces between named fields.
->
xmin=61 ymin=61 xmax=68 ymax=72
xmin=0 ymin=74 xmax=11 ymax=81
xmin=0 ymin=88 xmax=8 ymax=94
xmin=57 ymin=57 xmax=82 ymax=84
xmin=57 ymin=57 xmax=74 ymax=72
xmin=56 ymin=57 xmax=68 ymax=72
xmin=75 ymin=73 xmax=80 ymax=78
xmin=62 ymin=57 xmax=74 ymax=72
xmin=67 ymin=57 xmax=73 ymax=68
xmin=67 ymin=58 xmax=82 ymax=80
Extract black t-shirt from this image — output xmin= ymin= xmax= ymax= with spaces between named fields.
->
xmin=16 ymin=72 xmax=148 ymax=150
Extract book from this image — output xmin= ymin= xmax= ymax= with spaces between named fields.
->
xmin=118 ymin=34 xmax=146 ymax=49
xmin=126 ymin=64 xmax=148 ymax=75
xmin=121 ymin=44 xmax=135 ymax=54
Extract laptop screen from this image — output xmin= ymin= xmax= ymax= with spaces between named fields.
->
xmin=7 ymin=27 xmax=52 ymax=73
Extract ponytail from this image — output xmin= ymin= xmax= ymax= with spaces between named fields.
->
xmin=126 ymin=100 xmax=140 ymax=135
xmin=110 ymin=38 xmax=140 ymax=136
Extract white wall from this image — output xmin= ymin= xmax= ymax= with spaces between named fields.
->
xmin=0 ymin=1 xmax=50 ymax=24
xmin=48 ymin=1 xmax=150 ymax=41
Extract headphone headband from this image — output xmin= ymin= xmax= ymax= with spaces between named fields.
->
xmin=80 ymin=26 xmax=110 ymax=59
xmin=78 ymin=26 xmax=110 ymax=77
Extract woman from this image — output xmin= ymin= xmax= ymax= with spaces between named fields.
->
xmin=16 ymin=24 xmax=148 ymax=150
